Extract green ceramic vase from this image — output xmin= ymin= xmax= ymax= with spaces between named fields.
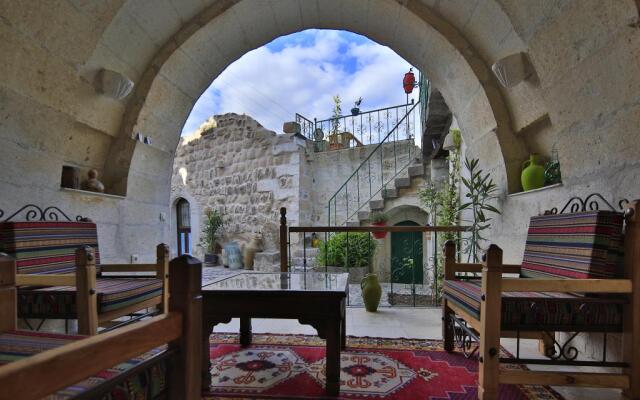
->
xmin=361 ymin=273 xmax=382 ymax=312
xmin=521 ymin=154 xmax=545 ymax=191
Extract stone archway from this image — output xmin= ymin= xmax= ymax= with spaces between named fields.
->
xmin=102 ymin=0 xmax=530 ymax=199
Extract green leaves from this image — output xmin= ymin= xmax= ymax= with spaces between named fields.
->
xmin=457 ymin=157 xmax=501 ymax=262
xmin=316 ymin=232 xmax=376 ymax=269
xmin=200 ymin=209 xmax=224 ymax=252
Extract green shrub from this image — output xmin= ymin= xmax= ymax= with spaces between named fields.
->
xmin=316 ymin=232 xmax=376 ymax=269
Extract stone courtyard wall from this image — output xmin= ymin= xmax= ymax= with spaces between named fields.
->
xmin=171 ymin=114 xmax=306 ymax=257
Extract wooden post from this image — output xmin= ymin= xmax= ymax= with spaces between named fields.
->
xmin=478 ymin=244 xmax=503 ymax=400
xmin=442 ymin=240 xmax=456 ymax=351
xmin=280 ymin=207 xmax=288 ymax=273
xmin=0 ymin=254 xmax=16 ymax=332
xmin=76 ymin=247 xmax=98 ymax=335
xmin=156 ymin=243 xmax=170 ymax=313
xmin=168 ymin=254 xmax=202 ymax=400
xmin=623 ymin=200 xmax=640 ymax=400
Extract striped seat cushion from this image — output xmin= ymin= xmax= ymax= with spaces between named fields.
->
xmin=443 ymin=279 xmax=623 ymax=331
xmin=0 ymin=221 xmax=101 ymax=275
xmin=521 ymin=211 xmax=624 ymax=279
xmin=0 ymin=330 xmax=167 ymax=399
xmin=18 ymin=277 xmax=163 ymax=318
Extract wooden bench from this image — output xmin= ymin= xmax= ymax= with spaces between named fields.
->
xmin=0 ymin=205 xmax=169 ymax=335
xmin=0 ymin=250 xmax=202 ymax=400
xmin=441 ymin=197 xmax=638 ymax=400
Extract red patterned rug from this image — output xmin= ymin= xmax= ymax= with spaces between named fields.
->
xmin=202 ymin=333 xmax=564 ymax=400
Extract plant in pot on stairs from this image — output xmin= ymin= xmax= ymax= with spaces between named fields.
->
xmin=200 ymin=208 xmax=224 ymax=265
xmin=369 ymin=212 xmax=389 ymax=239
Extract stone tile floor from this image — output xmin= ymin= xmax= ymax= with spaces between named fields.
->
xmin=213 ymin=307 xmax=626 ymax=400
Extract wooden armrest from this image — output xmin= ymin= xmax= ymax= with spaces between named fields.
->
xmin=16 ymin=274 xmax=75 ymax=286
xmin=0 ymin=313 xmax=181 ymax=400
xmin=451 ymin=263 xmax=521 ymax=274
xmin=501 ymin=278 xmax=632 ymax=293
xmin=99 ymin=264 xmax=159 ymax=273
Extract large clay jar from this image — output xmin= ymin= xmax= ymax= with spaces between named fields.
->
xmin=360 ymin=273 xmax=382 ymax=312
xmin=224 ymin=242 xmax=243 ymax=270
xmin=521 ymin=154 xmax=545 ymax=191
xmin=243 ymin=234 xmax=263 ymax=270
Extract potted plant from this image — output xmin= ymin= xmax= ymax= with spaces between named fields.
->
xmin=351 ymin=97 xmax=363 ymax=116
xmin=316 ymin=232 xmax=376 ymax=284
xmin=369 ymin=212 xmax=389 ymax=239
xmin=200 ymin=209 xmax=224 ymax=264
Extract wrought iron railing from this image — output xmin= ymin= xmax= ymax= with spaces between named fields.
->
xmin=295 ymin=100 xmax=418 ymax=147
xmin=326 ymin=100 xmax=422 ymax=226
xmin=278 ymin=207 xmax=468 ymax=307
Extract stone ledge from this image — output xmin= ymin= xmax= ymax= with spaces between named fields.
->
xmin=508 ymin=182 xmax=563 ymax=197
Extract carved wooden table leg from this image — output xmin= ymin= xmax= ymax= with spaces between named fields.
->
xmin=201 ymin=318 xmax=215 ymax=391
xmin=341 ymin=312 xmax=347 ymax=350
xmin=240 ymin=317 xmax=252 ymax=347
xmin=325 ymin=318 xmax=341 ymax=396
xmin=201 ymin=316 xmax=231 ymax=391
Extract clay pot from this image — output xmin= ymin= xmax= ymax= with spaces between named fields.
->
xmin=521 ymin=154 xmax=545 ymax=191
xmin=243 ymin=234 xmax=263 ymax=270
xmin=82 ymin=169 xmax=105 ymax=193
xmin=361 ymin=273 xmax=382 ymax=312
xmin=224 ymin=242 xmax=243 ymax=270
xmin=371 ymin=221 xmax=387 ymax=239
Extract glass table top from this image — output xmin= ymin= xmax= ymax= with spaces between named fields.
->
xmin=202 ymin=272 xmax=349 ymax=292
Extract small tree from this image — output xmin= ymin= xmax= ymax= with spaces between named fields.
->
xmin=458 ymin=158 xmax=501 ymax=262
xmin=331 ymin=95 xmax=342 ymax=135
xmin=200 ymin=209 xmax=224 ymax=254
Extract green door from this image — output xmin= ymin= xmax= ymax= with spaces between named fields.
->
xmin=390 ymin=220 xmax=423 ymax=284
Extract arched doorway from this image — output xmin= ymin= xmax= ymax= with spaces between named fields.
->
xmin=390 ymin=220 xmax=423 ymax=284
xmin=176 ymin=198 xmax=191 ymax=256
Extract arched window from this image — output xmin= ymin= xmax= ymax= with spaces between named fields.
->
xmin=176 ymin=198 xmax=191 ymax=255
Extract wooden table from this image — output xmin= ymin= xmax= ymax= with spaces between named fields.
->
xmin=201 ymin=272 xmax=349 ymax=396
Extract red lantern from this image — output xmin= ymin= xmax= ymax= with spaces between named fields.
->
xmin=403 ymin=68 xmax=416 ymax=94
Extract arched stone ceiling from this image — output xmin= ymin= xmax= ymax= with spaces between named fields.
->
xmin=97 ymin=0 xmax=536 ymax=196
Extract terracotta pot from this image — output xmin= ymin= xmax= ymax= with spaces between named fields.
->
xmin=371 ymin=221 xmax=387 ymax=239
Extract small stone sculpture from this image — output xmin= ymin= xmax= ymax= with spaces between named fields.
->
xmin=82 ymin=169 xmax=105 ymax=193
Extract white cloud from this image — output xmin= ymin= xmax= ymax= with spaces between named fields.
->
xmin=181 ymin=29 xmax=419 ymax=135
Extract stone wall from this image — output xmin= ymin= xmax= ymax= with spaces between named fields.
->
xmin=170 ymin=114 xmax=306 ymax=257
xmin=309 ymin=139 xmax=419 ymax=225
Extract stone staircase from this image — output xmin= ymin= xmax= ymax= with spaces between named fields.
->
xmin=346 ymin=159 xmax=427 ymax=226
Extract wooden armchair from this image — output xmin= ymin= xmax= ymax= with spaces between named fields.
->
xmin=0 ymin=218 xmax=169 ymax=335
xmin=442 ymin=199 xmax=639 ymax=400
xmin=0 ymin=250 xmax=202 ymax=400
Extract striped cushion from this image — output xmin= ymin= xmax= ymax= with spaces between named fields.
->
xmin=18 ymin=277 xmax=163 ymax=318
xmin=0 ymin=330 xmax=167 ymax=399
xmin=443 ymin=279 xmax=623 ymax=330
xmin=0 ymin=221 xmax=101 ymax=275
xmin=520 ymin=211 xmax=624 ymax=279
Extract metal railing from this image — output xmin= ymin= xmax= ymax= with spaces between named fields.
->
xmin=326 ymin=100 xmax=422 ymax=226
xmin=278 ymin=207 xmax=468 ymax=307
xmin=295 ymin=100 xmax=417 ymax=147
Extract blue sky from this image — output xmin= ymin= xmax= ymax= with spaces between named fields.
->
xmin=181 ymin=29 xmax=419 ymax=135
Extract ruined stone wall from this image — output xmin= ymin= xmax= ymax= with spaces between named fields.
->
xmin=171 ymin=114 xmax=305 ymax=257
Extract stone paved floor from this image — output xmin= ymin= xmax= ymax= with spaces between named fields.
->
xmin=213 ymin=307 xmax=625 ymax=400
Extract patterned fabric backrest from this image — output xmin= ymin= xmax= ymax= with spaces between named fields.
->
xmin=0 ymin=221 xmax=100 ymax=275
xmin=521 ymin=211 xmax=624 ymax=279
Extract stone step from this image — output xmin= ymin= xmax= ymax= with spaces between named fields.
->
xmin=369 ymin=199 xmax=385 ymax=211
xmin=394 ymin=176 xmax=412 ymax=189
xmin=346 ymin=220 xmax=361 ymax=227
xmin=292 ymin=247 xmax=319 ymax=257
xmin=382 ymin=188 xmax=398 ymax=199
xmin=357 ymin=210 xmax=370 ymax=221
xmin=407 ymin=164 xmax=424 ymax=178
